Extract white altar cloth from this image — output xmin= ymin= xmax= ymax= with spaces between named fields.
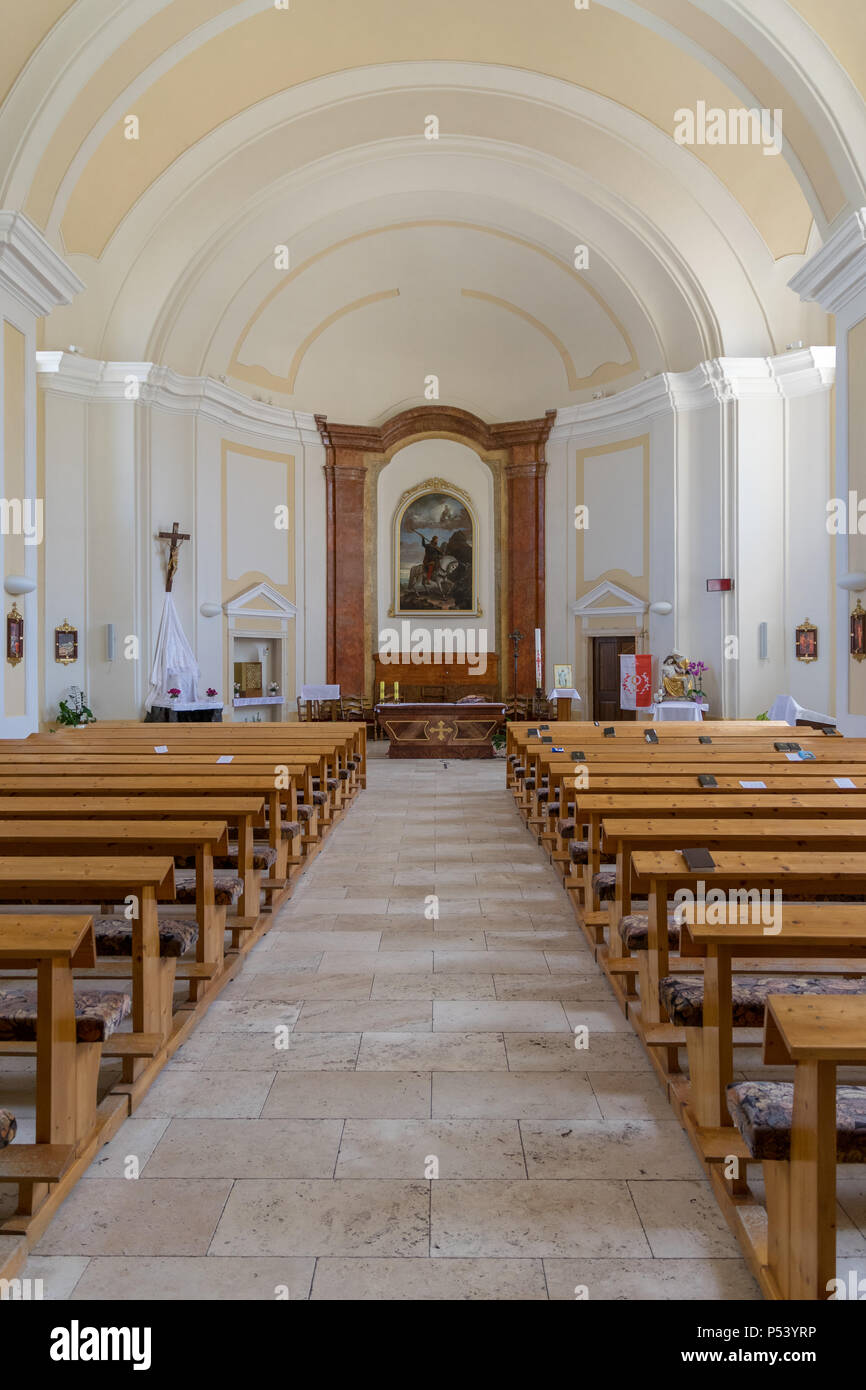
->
xmin=299 ymin=684 xmax=341 ymax=701
xmin=767 ymin=694 xmax=835 ymax=727
xmin=650 ymin=698 xmax=708 ymax=722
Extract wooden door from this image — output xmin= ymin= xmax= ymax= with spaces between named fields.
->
xmin=591 ymin=636 xmax=636 ymax=721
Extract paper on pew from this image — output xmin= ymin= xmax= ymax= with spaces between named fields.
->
xmin=216 ymin=755 xmax=233 ymax=764
xmin=739 ymin=780 xmax=766 ymax=788
xmin=835 ymin=777 xmax=856 ymax=789
xmin=154 ymin=745 xmax=168 ymax=754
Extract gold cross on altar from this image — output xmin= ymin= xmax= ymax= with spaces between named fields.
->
xmin=429 ymin=720 xmax=456 ymax=742
xmin=157 ymin=521 xmax=191 ymax=593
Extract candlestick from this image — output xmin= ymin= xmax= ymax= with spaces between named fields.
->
xmin=534 ymin=628 xmax=543 ymax=688
xmin=379 ymin=680 xmax=385 ymax=701
xmin=394 ymin=681 xmax=399 ymax=701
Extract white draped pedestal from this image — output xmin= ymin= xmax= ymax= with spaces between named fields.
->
xmin=650 ymin=698 xmax=709 ymax=722
xmin=547 ymin=688 xmax=582 ymax=721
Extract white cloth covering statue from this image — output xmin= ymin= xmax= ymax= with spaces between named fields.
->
xmin=145 ymin=593 xmax=200 ymax=709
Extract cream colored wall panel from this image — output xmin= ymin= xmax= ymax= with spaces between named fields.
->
xmin=42 ymin=390 xmax=87 ymax=722
xmin=2 ymin=321 xmax=27 ymax=719
xmin=224 ymin=446 xmax=291 ymax=590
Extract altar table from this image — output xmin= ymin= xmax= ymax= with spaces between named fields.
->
xmin=376 ymin=702 xmax=506 ymax=758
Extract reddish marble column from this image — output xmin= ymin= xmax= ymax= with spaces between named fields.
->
xmin=322 ymin=447 xmax=368 ymax=694
xmin=506 ymin=453 xmax=547 ymax=695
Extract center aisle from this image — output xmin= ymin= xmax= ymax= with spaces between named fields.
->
xmin=26 ymin=748 xmax=759 ymax=1300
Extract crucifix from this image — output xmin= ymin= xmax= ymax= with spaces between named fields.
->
xmin=157 ymin=521 xmax=190 ymax=593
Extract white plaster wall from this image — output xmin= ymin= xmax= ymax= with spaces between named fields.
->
xmin=376 ymin=438 xmax=495 ymax=651
xmin=0 ymin=285 xmax=39 ymax=735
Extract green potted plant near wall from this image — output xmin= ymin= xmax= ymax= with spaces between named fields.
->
xmin=56 ymin=685 xmax=95 ymax=727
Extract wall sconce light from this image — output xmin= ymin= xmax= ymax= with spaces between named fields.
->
xmin=199 ymin=602 xmax=222 ymax=618
xmin=648 ymin=600 xmax=672 ymax=615
xmin=839 ymin=573 xmax=866 ymax=593
xmin=3 ymin=576 xmax=36 ymax=596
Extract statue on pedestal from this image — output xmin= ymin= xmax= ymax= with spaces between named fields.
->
xmin=660 ymin=650 xmax=692 ymax=700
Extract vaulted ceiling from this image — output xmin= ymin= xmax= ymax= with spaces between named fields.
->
xmin=3 ymin=0 xmax=863 ymax=421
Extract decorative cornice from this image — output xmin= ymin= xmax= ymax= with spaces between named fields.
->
xmin=571 ymin=579 xmax=647 ymax=617
xmin=0 ymin=212 xmax=84 ymax=317
xmin=36 ymin=353 xmax=320 ymax=444
xmin=316 ymin=405 xmax=556 ymax=460
xmin=789 ymin=209 xmax=866 ymax=315
xmin=550 ymin=348 xmax=835 ymax=441
xmin=224 ymin=580 xmax=297 ymax=619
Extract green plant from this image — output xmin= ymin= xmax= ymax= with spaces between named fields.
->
xmin=56 ymin=685 xmax=95 ymax=726
xmin=755 ymin=711 xmax=769 ymax=720
xmin=491 ymin=728 xmax=507 ymax=750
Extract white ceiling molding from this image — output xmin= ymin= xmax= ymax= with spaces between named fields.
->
xmin=550 ymin=346 xmax=836 ymax=443
xmin=788 ymin=209 xmax=866 ymax=315
xmin=0 ymin=212 xmax=84 ymax=317
xmin=571 ymin=580 xmax=647 ymax=618
xmin=35 ymin=352 xmax=320 ymax=444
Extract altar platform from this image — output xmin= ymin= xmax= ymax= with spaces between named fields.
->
xmin=375 ymin=701 xmax=506 ymax=758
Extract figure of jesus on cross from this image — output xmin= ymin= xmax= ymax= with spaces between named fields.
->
xmin=158 ymin=521 xmax=190 ymax=592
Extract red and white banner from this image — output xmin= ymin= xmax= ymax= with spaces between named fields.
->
xmin=620 ymin=654 xmax=653 ymax=710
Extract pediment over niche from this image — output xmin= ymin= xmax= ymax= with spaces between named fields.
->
xmin=570 ymin=580 xmax=647 ymax=618
xmin=224 ymin=581 xmax=297 ymax=619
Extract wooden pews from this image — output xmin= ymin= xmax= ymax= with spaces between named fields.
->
xmin=506 ymin=717 xmax=866 ymax=1298
xmin=0 ymin=718 xmax=365 ymax=1274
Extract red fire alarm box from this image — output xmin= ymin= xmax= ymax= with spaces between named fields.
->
xmin=706 ymin=578 xmax=733 ymax=592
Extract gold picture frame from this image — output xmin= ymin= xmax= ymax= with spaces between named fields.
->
xmin=851 ymin=601 xmax=866 ymax=664
xmin=794 ymin=618 xmax=817 ymax=663
xmin=54 ymin=620 xmax=78 ymax=665
xmin=553 ymin=663 xmax=574 ymax=688
xmin=392 ymin=477 xmax=480 ymax=617
xmin=6 ymin=604 xmax=23 ymax=667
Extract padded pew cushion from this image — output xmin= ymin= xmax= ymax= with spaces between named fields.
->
xmin=295 ymin=805 xmax=315 ymax=822
xmin=660 ymin=973 xmax=866 ymax=1029
xmin=223 ymin=845 xmax=278 ymax=871
xmin=0 ymin=988 xmax=131 ymax=1043
xmin=95 ymin=915 xmax=198 ymax=959
xmin=0 ymin=1109 xmax=16 ymax=1147
xmin=557 ymin=818 xmax=575 ymax=840
xmin=620 ymin=912 xmax=680 ymax=951
xmin=173 ymin=869 xmax=242 ymax=907
xmin=277 ymin=821 xmax=301 ymax=838
xmin=592 ymin=870 xmax=618 ymax=901
xmin=727 ymin=1080 xmax=866 ymax=1162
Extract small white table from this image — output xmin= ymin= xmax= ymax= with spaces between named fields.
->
xmin=650 ymin=698 xmax=709 ymax=722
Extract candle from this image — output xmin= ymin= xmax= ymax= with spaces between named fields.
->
xmin=394 ymin=681 xmax=399 ymax=701
xmin=534 ymin=628 xmax=543 ymax=688
xmin=379 ymin=680 xmax=385 ymax=701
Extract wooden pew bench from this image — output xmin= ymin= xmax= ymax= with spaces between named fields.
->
xmin=0 ymin=857 xmax=176 ymax=1086
xmin=622 ymin=851 xmax=866 ymax=1087
xmin=726 ymin=994 xmax=866 ymax=1299
xmin=0 ymin=915 xmax=134 ymax=1227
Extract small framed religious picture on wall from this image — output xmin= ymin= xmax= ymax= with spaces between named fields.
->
xmin=54 ymin=620 xmax=78 ymax=665
xmin=553 ymin=663 xmax=574 ymax=689
xmin=851 ymin=601 xmax=866 ymax=663
xmin=6 ymin=604 xmax=23 ymax=667
xmin=795 ymin=618 xmax=817 ymax=663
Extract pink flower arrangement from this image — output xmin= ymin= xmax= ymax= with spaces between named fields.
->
xmin=206 ymin=687 xmax=217 ymax=697
xmin=167 ymin=687 xmax=181 ymax=698
xmin=687 ymin=661 xmax=707 ymax=700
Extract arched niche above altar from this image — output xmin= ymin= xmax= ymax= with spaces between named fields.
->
xmin=376 ymin=438 xmax=495 ymax=640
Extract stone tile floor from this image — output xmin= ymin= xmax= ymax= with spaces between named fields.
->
xmin=20 ymin=748 xmax=866 ymax=1299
